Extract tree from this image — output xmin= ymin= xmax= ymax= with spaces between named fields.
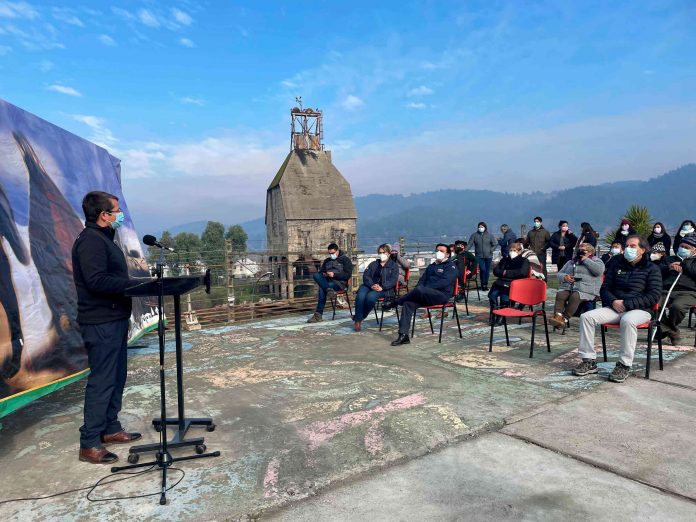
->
xmin=173 ymin=232 xmax=202 ymax=267
xmin=201 ymin=221 xmax=226 ymax=279
xmin=225 ymin=224 xmax=248 ymax=253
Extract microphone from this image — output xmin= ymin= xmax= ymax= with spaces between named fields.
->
xmin=143 ymin=234 xmax=176 ymax=252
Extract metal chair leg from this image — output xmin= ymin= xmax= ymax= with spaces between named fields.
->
xmin=646 ymin=326 xmax=652 ymax=379
xmin=411 ymin=309 xmax=417 ymax=337
xmin=427 ymin=310 xmax=434 ymax=334
xmin=529 ymin=314 xmax=537 ymax=358
xmin=453 ymin=302 xmax=462 ymax=338
xmin=543 ymin=312 xmax=551 ymax=352
xmin=489 ymin=318 xmax=495 ymax=352
xmin=438 ymin=307 xmax=445 ymax=343
xmin=600 ymin=326 xmax=608 ymax=361
xmin=379 ymin=306 xmax=385 ymax=332
xmin=331 ymin=296 xmax=337 ymax=320
xmin=503 ymin=317 xmax=509 ymax=346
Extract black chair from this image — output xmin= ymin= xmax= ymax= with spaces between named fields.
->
xmin=330 ymin=281 xmax=353 ymax=320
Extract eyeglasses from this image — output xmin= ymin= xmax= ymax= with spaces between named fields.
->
xmin=104 ymin=208 xmax=123 ymax=214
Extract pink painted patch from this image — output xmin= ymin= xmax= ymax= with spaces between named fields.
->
xmin=299 ymin=393 xmax=427 ymax=450
xmin=364 ymin=417 xmax=385 ymax=455
xmin=263 ymin=458 xmax=280 ymax=497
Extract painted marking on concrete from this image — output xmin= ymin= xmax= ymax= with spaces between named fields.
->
xmin=298 ymin=393 xmax=427 ymax=451
xmin=364 ymin=417 xmax=385 ymax=455
xmin=263 ymin=458 xmax=280 ymax=497
xmin=439 ymin=352 xmax=528 ymax=369
xmin=201 ymin=364 xmax=309 ymax=388
xmin=424 ymin=404 xmax=469 ymax=430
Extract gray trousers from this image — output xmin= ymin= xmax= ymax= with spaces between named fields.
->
xmin=578 ymin=307 xmax=652 ymax=367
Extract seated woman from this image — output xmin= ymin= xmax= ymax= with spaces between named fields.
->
xmin=549 ymin=243 xmax=605 ymax=329
xmin=488 ymin=242 xmax=529 ymax=324
xmin=353 ymin=243 xmax=399 ymax=331
xmin=650 ymin=243 xmax=667 ymax=265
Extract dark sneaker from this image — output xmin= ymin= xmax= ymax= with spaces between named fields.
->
xmin=608 ymin=362 xmax=631 ymax=383
xmin=307 ymin=312 xmax=323 ymax=323
xmin=573 ymin=359 xmax=598 ymax=376
xmin=666 ymin=332 xmax=682 ymax=346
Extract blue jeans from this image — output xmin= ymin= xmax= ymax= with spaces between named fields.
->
xmin=313 ymin=273 xmax=344 ymax=314
xmin=354 ymin=285 xmax=387 ymax=322
xmin=479 ymin=257 xmax=492 ymax=287
xmin=488 ymin=286 xmax=510 ymax=310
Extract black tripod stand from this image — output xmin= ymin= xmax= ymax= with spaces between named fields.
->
xmin=111 ymin=246 xmax=219 ymax=505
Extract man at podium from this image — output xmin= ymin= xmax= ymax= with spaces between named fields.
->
xmin=71 ymin=191 xmax=143 ymax=464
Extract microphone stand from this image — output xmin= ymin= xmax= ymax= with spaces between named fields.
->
xmin=111 ymin=245 xmax=219 ymax=505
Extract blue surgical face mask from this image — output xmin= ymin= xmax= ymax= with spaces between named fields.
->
xmin=110 ymin=211 xmax=124 ymax=229
xmin=682 ymin=224 xmax=693 ymax=232
xmin=610 ymin=247 xmax=621 ymax=255
xmin=677 ymin=247 xmax=693 ymax=259
xmin=533 ymin=221 xmax=541 ymax=229
xmin=623 ymin=247 xmax=639 ymax=262
xmin=329 ymin=253 xmax=338 ymax=260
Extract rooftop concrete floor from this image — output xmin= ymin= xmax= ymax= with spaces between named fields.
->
xmin=1 ymin=290 xmax=694 ymax=521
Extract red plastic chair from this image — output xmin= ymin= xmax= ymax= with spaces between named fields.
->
xmin=599 ymin=302 xmax=663 ymax=378
xmin=465 ymin=264 xmax=481 ymax=301
xmin=410 ymin=281 xmax=463 ymax=343
xmin=374 ymin=281 xmax=400 ymax=331
xmin=489 ymin=278 xmax=550 ymax=358
xmin=330 ymin=280 xmax=353 ymax=320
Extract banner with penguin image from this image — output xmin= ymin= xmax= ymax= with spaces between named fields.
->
xmin=0 ymin=99 xmax=158 ymax=417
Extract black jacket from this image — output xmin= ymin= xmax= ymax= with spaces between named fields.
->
xmin=417 ymin=259 xmax=459 ymax=299
xmin=659 ymin=256 xmax=696 ymax=293
xmin=492 ymin=256 xmax=530 ymax=288
xmin=648 ymin=233 xmax=671 ymax=255
xmin=319 ymin=251 xmax=354 ymax=289
xmin=71 ymin=222 xmax=132 ymax=324
xmin=549 ymin=230 xmax=578 ymax=263
xmin=612 ymin=227 xmax=636 ymax=247
xmin=600 ymin=254 xmax=662 ymax=312
xmin=362 ymin=258 xmax=399 ymax=296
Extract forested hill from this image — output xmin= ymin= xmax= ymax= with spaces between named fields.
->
xmin=167 ymin=164 xmax=696 ymax=249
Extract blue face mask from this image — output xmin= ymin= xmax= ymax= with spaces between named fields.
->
xmin=110 ymin=211 xmax=125 ymax=229
xmin=677 ymin=247 xmax=692 ymax=259
xmin=623 ymin=247 xmax=639 ymax=262
xmin=533 ymin=222 xmax=541 ymax=229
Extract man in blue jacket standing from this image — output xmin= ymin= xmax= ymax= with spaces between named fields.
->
xmin=497 ymin=224 xmax=517 ymax=258
xmin=72 ymin=191 xmax=142 ymax=464
xmin=385 ymin=244 xmax=458 ymax=346
xmin=573 ymin=235 xmax=662 ymax=383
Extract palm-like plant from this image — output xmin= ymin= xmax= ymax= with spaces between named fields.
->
xmin=602 ymin=205 xmax=654 ymax=244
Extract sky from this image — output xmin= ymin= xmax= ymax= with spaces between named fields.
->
xmin=1 ymin=0 xmax=696 ymax=234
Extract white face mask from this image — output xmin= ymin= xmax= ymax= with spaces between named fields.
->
xmin=435 ymin=251 xmax=446 ymax=261
xmin=379 ymin=253 xmax=389 ymax=263
xmin=621 ymin=224 xmax=630 ymax=231
xmin=653 ymin=227 xmax=662 ymax=234
xmin=650 ymin=253 xmax=661 ymax=261
xmin=561 ymin=226 xmax=569 ymax=232
xmin=509 ymin=251 xmax=519 ymax=259
xmin=621 ymin=229 xmax=628 ymax=235
xmin=329 ymin=253 xmax=338 ymax=260
xmin=478 ymin=227 xmax=485 ymax=233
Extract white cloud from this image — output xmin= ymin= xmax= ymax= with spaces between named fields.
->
xmin=71 ymin=114 xmax=118 ymax=149
xmin=0 ymin=1 xmax=38 ymax=19
xmin=180 ymin=37 xmax=194 ymax=48
xmin=0 ymin=22 xmax=64 ymax=50
xmin=281 ymin=79 xmax=297 ymax=89
xmin=52 ymin=7 xmax=84 ymax=27
xmin=47 ymin=84 xmax=82 ymax=97
xmin=179 ymin=96 xmax=205 ymax=106
xmin=111 ymin=7 xmax=135 ymax=22
xmin=406 ymin=102 xmax=427 ymax=109
xmin=138 ymin=8 xmax=160 ymax=28
xmin=98 ymin=34 xmax=116 ymax=46
xmin=342 ymin=95 xmax=365 ymax=111
xmin=407 ymin=85 xmax=434 ymax=97
xmin=172 ymin=8 xmax=192 ymax=26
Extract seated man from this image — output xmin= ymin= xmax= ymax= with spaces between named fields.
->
xmin=385 ymin=243 xmax=459 ymax=346
xmin=454 ymin=240 xmax=477 ymax=289
xmin=307 ymin=243 xmax=354 ymax=323
xmin=573 ymin=235 xmax=662 ymax=383
xmin=659 ymin=235 xmax=696 ymax=345
xmin=601 ymin=241 xmax=623 ymax=266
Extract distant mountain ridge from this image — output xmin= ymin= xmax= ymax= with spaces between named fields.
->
xmin=163 ymin=164 xmax=696 ymax=250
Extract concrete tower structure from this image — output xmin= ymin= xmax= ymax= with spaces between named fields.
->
xmin=265 ymin=103 xmax=357 ymax=298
